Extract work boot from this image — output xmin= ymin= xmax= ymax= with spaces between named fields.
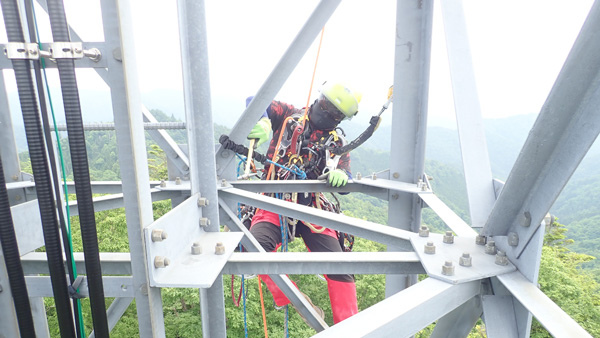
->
xmin=293 ymin=291 xmax=325 ymax=327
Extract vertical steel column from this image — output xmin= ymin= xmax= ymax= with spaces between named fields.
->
xmin=0 ymin=72 xmax=21 ymax=338
xmin=440 ymin=0 xmax=495 ymax=230
xmin=176 ymin=0 xmax=225 ymax=336
xmin=386 ymin=0 xmax=434 ymax=297
xmin=107 ymin=0 xmax=166 ymax=336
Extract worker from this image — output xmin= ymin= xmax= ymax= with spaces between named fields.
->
xmin=246 ymin=81 xmax=361 ymax=324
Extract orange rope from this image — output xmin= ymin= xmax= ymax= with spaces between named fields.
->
xmin=304 ymin=27 xmax=326 ymax=116
xmin=258 ymin=276 xmax=269 ymax=338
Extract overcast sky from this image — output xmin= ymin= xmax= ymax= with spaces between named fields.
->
xmin=0 ymin=0 xmax=595 ymax=128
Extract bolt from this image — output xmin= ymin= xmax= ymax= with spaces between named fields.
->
xmin=475 ymin=235 xmax=487 ymax=246
xmin=372 ymin=172 xmax=377 ymax=180
xmin=418 ymin=225 xmax=430 ymax=237
xmin=392 ymin=193 xmax=399 ymax=200
xmin=356 ymin=172 xmax=362 ymax=180
xmin=175 ymin=177 xmax=182 ymax=185
xmin=442 ymin=261 xmax=455 ymax=276
xmin=191 ymin=241 xmax=202 ymax=255
xmin=393 ymin=172 xmax=399 ymax=179
xmin=154 ymin=256 xmax=170 ymax=268
xmin=199 ymin=217 xmax=211 ymax=227
xmin=215 ymin=242 xmax=225 ymax=255
xmin=520 ymin=211 xmax=531 ymax=227
xmin=417 ymin=178 xmax=423 ymax=188
xmin=151 ymin=229 xmax=168 ymax=242
xmin=495 ymin=250 xmax=509 ymax=266
xmin=11 ymin=175 xmax=18 ymax=181
xmin=424 ymin=241 xmax=436 ymax=254
xmin=508 ymin=232 xmax=519 ymax=246
xmin=283 ymin=193 xmax=291 ymax=200
xmin=485 ymin=240 xmax=497 ymax=255
xmin=74 ymin=48 xmax=82 ymax=54
xmin=221 ymin=179 xmax=227 ymax=187
xmin=459 ymin=253 xmax=472 ymax=267
xmin=15 ymin=195 xmax=21 ymax=201
xmin=421 ymin=184 xmax=428 ymax=191
xmin=160 ymin=180 xmax=166 ymax=188
xmin=443 ymin=231 xmax=454 ymax=244
xmin=139 ymin=283 xmax=148 ymax=295
xmin=197 ymin=197 xmax=209 ymax=207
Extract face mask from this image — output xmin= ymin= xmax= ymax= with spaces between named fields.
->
xmin=309 ymin=98 xmax=345 ymax=130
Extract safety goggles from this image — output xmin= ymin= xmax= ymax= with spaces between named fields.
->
xmin=315 ymin=97 xmax=346 ymax=124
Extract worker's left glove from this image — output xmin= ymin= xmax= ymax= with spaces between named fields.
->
xmin=327 ymin=169 xmax=348 ymax=188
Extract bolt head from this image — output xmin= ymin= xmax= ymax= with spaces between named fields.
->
xmin=199 ymin=217 xmax=211 ymax=227
xmin=419 ymin=226 xmax=430 ymax=237
xmin=443 ymin=231 xmax=454 ymax=244
xmin=356 ymin=172 xmax=362 ymax=180
xmin=151 ymin=229 xmax=168 ymax=242
xmin=197 ymin=197 xmax=209 ymax=207
xmin=154 ymin=256 xmax=170 ymax=268
xmin=495 ymin=251 xmax=509 ymax=266
xmin=215 ymin=242 xmax=225 ymax=255
xmin=424 ymin=241 xmax=436 ymax=254
xmin=442 ymin=261 xmax=455 ymax=276
xmin=475 ymin=235 xmax=487 ymax=246
xmin=508 ymin=232 xmax=519 ymax=246
xmin=485 ymin=240 xmax=497 ymax=255
xmin=191 ymin=242 xmax=202 ymax=255
xmin=520 ymin=211 xmax=532 ymax=227
xmin=459 ymin=253 xmax=472 ymax=267
xmin=393 ymin=172 xmax=399 ymax=179
xmin=372 ymin=172 xmax=377 ymax=180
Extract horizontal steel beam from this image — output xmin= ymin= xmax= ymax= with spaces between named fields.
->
xmin=497 ymin=271 xmax=592 ymax=338
xmin=222 ymin=252 xmax=425 ymax=275
xmin=25 ymin=276 xmax=134 ymax=298
xmin=219 ymin=186 xmax=413 ymax=249
xmin=21 ymin=252 xmax=132 ymax=275
xmin=69 ymin=188 xmax=179 ymax=215
xmin=314 ymin=278 xmax=481 ymax=337
xmin=65 ymin=181 xmax=163 ymax=195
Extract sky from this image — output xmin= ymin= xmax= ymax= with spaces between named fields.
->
xmin=0 ymin=0 xmax=595 ymax=129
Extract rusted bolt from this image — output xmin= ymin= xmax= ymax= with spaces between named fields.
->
xmin=485 ymin=240 xmax=497 ymax=255
xmin=459 ymin=253 xmax=472 ymax=267
xmin=442 ymin=261 xmax=455 ymax=276
xmin=508 ymin=232 xmax=519 ymax=246
xmin=191 ymin=241 xmax=202 ymax=255
xmin=424 ymin=241 xmax=436 ymax=254
xmin=154 ymin=256 xmax=170 ymax=268
xmin=199 ymin=217 xmax=210 ymax=227
xmin=443 ymin=231 xmax=454 ymax=244
xmin=419 ymin=225 xmax=430 ymax=237
xmin=475 ymin=235 xmax=487 ymax=246
xmin=197 ymin=197 xmax=209 ymax=207
xmin=495 ymin=250 xmax=509 ymax=266
xmin=151 ymin=229 xmax=168 ymax=242
xmin=215 ymin=242 xmax=225 ymax=255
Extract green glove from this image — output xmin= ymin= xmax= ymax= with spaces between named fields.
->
xmin=247 ymin=117 xmax=271 ymax=148
xmin=328 ymin=169 xmax=348 ymax=187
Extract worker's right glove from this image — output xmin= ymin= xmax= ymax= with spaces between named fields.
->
xmin=327 ymin=169 xmax=348 ymax=188
xmin=247 ymin=117 xmax=271 ymax=148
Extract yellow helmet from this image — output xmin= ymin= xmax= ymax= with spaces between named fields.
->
xmin=320 ymin=82 xmax=361 ymax=119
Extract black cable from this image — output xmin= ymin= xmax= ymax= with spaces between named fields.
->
xmin=0 ymin=0 xmax=76 ymax=336
xmin=22 ymin=0 xmax=82 ymax=335
xmin=0 ymin=159 xmax=37 ymax=338
xmin=48 ymin=0 xmax=109 ymax=338
xmin=46 ymin=0 xmax=109 ymax=336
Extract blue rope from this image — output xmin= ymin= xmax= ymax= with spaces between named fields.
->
xmin=236 ymin=153 xmax=307 ymax=180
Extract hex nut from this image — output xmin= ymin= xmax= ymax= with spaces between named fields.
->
xmin=495 ymin=251 xmax=509 ymax=266
xmin=508 ymin=232 xmax=519 ymax=246
xmin=459 ymin=253 xmax=472 ymax=267
xmin=443 ymin=231 xmax=454 ymax=244
xmin=475 ymin=235 xmax=487 ymax=246
xmin=485 ymin=240 xmax=497 ymax=255
xmin=424 ymin=241 xmax=436 ymax=255
xmin=191 ymin=241 xmax=202 ymax=255
xmin=199 ymin=217 xmax=211 ymax=227
xmin=419 ymin=225 xmax=430 ymax=237
xmin=442 ymin=261 xmax=455 ymax=276
xmin=154 ymin=256 xmax=170 ymax=268
xmin=197 ymin=197 xmax=209 ymax=207
xmin=215 ymin=242 xmax=225 ymax=255
xmin=151 ymin=229 xmax=168 ymax=242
